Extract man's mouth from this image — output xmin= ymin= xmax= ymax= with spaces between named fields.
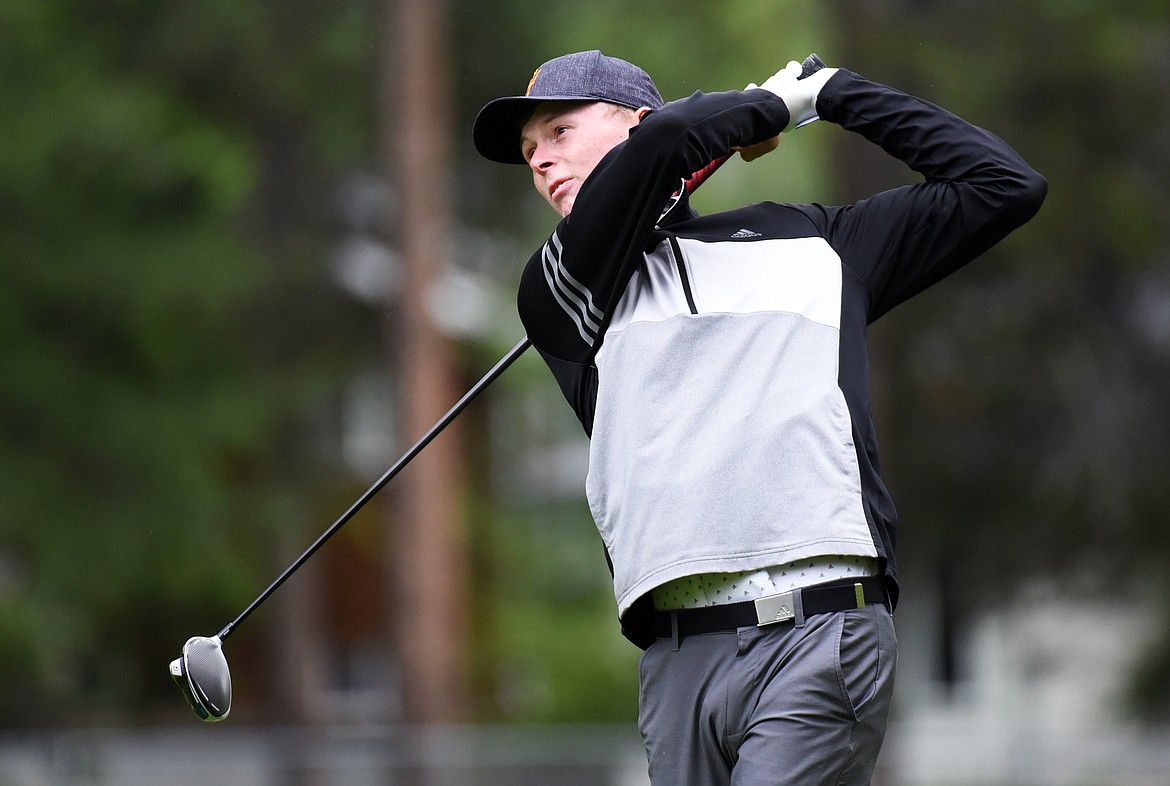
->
xmin=548 ymin=177 xmax=571 ymax=202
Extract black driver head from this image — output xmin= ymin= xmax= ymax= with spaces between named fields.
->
xmin=169 ymin=635 xmax=231 ymax=722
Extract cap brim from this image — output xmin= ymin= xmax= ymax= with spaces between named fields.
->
xmin=473 ymin=94 xmax=604 ymax=165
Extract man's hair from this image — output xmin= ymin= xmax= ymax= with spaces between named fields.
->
xmin=603 ymin=103 xmax=642 ymax=121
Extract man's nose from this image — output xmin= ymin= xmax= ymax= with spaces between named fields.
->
xmin=529 ymin=146 xmax=554 ymax=173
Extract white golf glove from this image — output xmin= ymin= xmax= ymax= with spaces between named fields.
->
xmin=749 ymin=59 xmax=839 ymax=128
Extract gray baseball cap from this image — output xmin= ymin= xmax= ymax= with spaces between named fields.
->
xmin=473 ymin=50 xmax=664 ymax=165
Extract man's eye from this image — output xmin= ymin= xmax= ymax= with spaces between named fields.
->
xmin=555 ymin=126 xmax=569 ymax=136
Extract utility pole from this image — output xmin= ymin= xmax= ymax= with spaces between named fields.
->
xmin=382 ymin=0 xmax=468 ymax=725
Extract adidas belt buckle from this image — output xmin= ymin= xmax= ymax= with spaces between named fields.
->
xmin=754 ymin=591 xmax=797 ymax=626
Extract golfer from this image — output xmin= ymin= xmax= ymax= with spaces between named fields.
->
xmin=473 ymin=50 xmax=1045 ymax=785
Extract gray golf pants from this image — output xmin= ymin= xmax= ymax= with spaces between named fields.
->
xmin=638 ymin=603 xmax=896 ymax=785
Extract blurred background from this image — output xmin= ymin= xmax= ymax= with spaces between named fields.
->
xmin=2 ymin=0 xmax=1169 ymax=783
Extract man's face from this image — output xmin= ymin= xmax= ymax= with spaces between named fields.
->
xmin=520 ymin=101 xmax=642 ymax=217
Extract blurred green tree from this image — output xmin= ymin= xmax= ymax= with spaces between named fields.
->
xmin=0 ymin=0 xmax=381 ymax=722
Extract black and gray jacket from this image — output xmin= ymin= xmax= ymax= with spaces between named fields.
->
xmin=516 ymin=69 xmax=1046 ymax=648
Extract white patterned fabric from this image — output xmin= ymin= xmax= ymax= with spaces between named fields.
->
xmin=650 ymin=555 xmax=880 ymax=611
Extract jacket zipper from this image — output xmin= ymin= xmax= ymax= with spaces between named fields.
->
xmin=668 ymin=236 xmax=699 ymax=315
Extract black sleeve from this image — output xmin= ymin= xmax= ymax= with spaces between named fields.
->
xmin=517 ymin=89 xmax=792 ymax=363
xmin=798 ymin=69 xmax=1047 ymax=321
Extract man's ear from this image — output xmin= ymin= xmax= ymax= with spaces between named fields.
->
xmin=636 ymin=106 xmax=653 ymax=121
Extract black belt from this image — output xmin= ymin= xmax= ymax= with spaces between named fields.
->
xmin=652 ymin=576 xmax=887 ymax=639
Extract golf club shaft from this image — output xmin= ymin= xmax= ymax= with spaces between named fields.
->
xmin=218 ymin=335 xmax=532 ymax=641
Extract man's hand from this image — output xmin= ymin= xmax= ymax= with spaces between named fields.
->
xmin=734 ymin=135 xmax=781 ymax=162
xmin=737 ymin=56 xmax=834 ymax=161
xmin=752 ymin=58 xmax=839 ymax=128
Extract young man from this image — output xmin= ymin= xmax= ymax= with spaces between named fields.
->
xmin=472 ymin=50 xmax=1045 ymax=785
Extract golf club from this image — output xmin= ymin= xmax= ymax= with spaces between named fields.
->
xmin=170 ymin=335 xmax=531 ymax=721
xmin=170 ymin=53 xmax=827 ymax=722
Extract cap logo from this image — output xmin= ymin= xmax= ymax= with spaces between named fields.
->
xmin=525 ymin=68 xmax=541 ymax=96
